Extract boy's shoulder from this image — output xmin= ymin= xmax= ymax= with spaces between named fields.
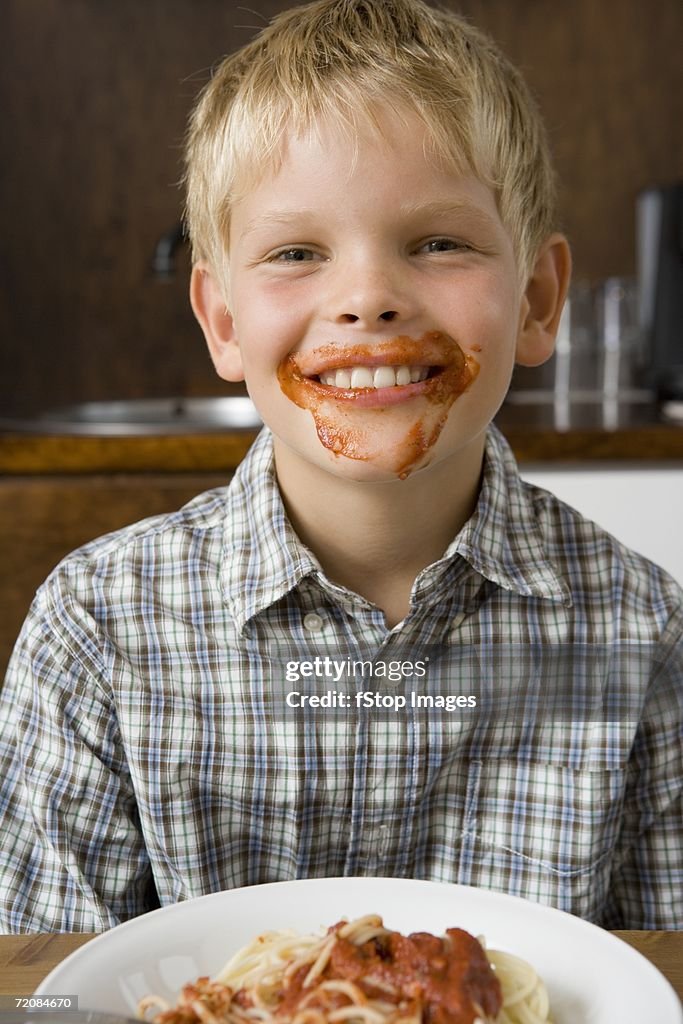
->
xmin=52 ymin=483 xmax=231 ymax=576
xmin=10 ymin=482 xmax=239 ymax=684
xmin=521 ymin=472 xmax=681 ymax=623
xmin=32 ymin=430 xmax=278 ymax=628
xmin=484 ymin=426 xmax=681 ymax=634
xmin=43 ymin=431 xmax=276 ymax=589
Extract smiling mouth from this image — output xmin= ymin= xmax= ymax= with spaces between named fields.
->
xmin=279 ymin=331 xmax=476 ymax=411
xmin=278 ymin=331 xmax=479 ymax=474
xmin=315 ymin=364 xmax=435 ymax=389
xmin=292 ymin=332 xmax=461 ymax=396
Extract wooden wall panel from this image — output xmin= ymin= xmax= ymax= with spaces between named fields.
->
xmin=459 ymin=0 xmax=683 ymax=281
xmin=1 ymin=0 xmax=681 ymax=417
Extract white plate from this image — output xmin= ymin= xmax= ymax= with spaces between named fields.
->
xmin=36 ymin=877 xmax=682 ymax=1024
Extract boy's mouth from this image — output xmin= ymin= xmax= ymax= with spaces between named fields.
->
xmin=286 ymin=332 xmax=462 ymax=406
xmin=316 ymin=364 xmax=433 ymax=389
xmin=277 ymin=330 xmax=478 ymax=478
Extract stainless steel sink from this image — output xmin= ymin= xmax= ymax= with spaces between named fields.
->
xmin=0 ymin=397 xmax=263 ymax=436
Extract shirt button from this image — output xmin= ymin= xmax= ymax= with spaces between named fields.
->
xmin=303 ymin=612 xmax=324 ymax=632
xmin=377 ymin=825 xmax=391 ymax=859
xmin=375 ymin=660 xmax=398 ymax=686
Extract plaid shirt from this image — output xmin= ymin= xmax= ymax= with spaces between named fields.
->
xmin=0 ymin=425 xmax=681 ymax=933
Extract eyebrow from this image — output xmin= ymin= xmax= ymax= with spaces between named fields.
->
xmin=241 ymin=211 xmax=317 ymax=239
xmin=240 ymin=199 xmax=499 ymax=240
xmin=397 ymin=199 xmax=499 ymax=228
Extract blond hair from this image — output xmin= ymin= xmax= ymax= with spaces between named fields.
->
xmin=184 ymin=0 xmax=556 ymax=295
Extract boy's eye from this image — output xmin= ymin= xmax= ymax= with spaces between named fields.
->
xmin=269 ymin=247 xmax=318 ymax=263
xmin=418 ymin=238 xmax=470 ymax=254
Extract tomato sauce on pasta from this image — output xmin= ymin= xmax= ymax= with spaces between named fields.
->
xmin=138 ymin=914 xmax=551 ymax=1024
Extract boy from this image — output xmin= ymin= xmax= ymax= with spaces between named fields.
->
xmin=0 ymin=0 xmax=680 ymax=932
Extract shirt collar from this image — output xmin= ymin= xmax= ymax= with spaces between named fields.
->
xmin=443 ymin=424 xmax=571 ymax=606
xmin=222 ymin=423 xmax=571 ymax=632
xmin=221 ymin=428 xmax=322 ymax=633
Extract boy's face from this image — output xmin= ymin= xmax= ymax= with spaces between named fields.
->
xmin=195 ymin=108 xmax=553 ymax=483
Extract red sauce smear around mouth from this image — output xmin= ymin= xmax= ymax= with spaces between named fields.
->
xmin=277 ymin=331 xmax=479 ymax=479
xmin=275 ymin=923 xmax=502 ymax=1024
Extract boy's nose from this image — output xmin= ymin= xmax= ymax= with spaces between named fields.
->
xmin=331 ymin=292 xmax=411 ymax=327
xmin=340 ymin=309 xmax=399 ymax=324
xmin=330 ymin=264 xmax=416 ymax=328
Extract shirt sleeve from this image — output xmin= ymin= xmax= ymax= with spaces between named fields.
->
xmin=0 ymin=574 xmax=154 ymax=933
xmin=603 ymin=603 xmax=683 ymax=929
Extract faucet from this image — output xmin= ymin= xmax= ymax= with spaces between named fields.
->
xmin=152 ymin=222 xmax=187 ymax=278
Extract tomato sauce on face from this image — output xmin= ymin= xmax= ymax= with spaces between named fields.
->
xmin=275 ymin=924 xmax=502 ymax=1024
xmin=277 ymin=331 xmax=479 ymax=479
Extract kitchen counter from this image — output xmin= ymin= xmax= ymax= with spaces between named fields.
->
xmin=1 ymin=404 xmax=681 ymax=474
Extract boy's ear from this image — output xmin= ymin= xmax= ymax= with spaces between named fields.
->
xmin=189 ymin=261 xmax=245 ymax=382
xmin=515 ymin=233 xmax=572 ymax=367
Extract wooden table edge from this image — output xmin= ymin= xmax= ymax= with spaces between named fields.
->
xmin=0 ymin=930 xmax=680 ymax=1003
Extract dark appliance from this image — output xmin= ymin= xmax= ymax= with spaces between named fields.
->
xmin=637 ymin=182 xmax=683 ymax=404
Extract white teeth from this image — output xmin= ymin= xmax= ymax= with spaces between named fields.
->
xmin=320 ymin=369 xmax=347 ymax=387
xmin=319 ymin=364 xmax=430 ymax=389
xmin=350 ymin=366 xmax=375 ymax=388
xmin=374 ymin=366 xmax=396 ymax=388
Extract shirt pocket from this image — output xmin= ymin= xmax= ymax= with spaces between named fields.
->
xmin=456 ymin=756 xmax=627 ymax=922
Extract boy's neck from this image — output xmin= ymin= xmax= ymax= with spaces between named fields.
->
xmin=273 ymin=435 xmax=486 ymax=628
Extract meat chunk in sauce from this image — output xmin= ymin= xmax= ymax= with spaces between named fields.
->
xmin=278 ymin=924 xmax=502 ymax=1024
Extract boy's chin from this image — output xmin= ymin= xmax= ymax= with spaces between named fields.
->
xmin=293 ymin=394 xmax=461 ymax=482
xmin=298 ymin=411 xmax=473 ymax=484
xmin=316 ymin=448 xmax=436 ymax=484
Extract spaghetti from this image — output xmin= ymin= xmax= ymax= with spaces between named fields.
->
xmin=138 ymin=914 xmax=552 ymax=1024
